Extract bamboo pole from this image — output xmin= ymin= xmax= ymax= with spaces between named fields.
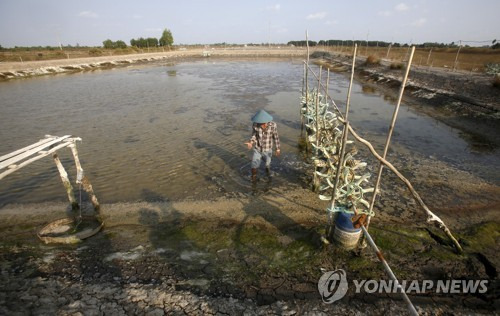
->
xmin=453 ymin=41 xmax=462 ymax=72
xmin=426 ymin=48 xmax=432 ymax=65
xmin=315 ymin=65 xmax=322 ymax=148
xmin=0 ymin=135 xmax=71 ymax=170
xmin=312 ymin=65 xmax=322 ymax=192
xmin=0 ymin=141 xmax=73 ymax=180
xmin=348 ymin=126 xmax=463 ymax=253
xmin=361 ymin=225 xmax=419 ymax=316
xmin=304 ymin=31 xmax=310 ymax=138
xmin=301 ymin=62 xmax=306 ymax=134
xmin=327 ymin=44 xmax=357 ymax=238
xmin=53 ymin=153 xmax=79 ymax=211
xmin=305 ymin=63 xmax=343 ymax=118
xmin=305 ymin=31 xmax=310 ymax=152
xmin=365 ymin=47 xmax=415 ymax=231
xmin=326 ymin=69 xmax=330 ymax=97
xmin=69 ymin=144 xmax=101 ymax=214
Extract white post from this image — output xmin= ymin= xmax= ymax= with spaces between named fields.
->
xmin=453 ymin=40 xmax=462 ymax=72
xmin=53 ymin=153 xmax=79 ymax=211
xmin=426 ymin=48 xmax=432 ymax=65
xmin=69 ymin=144 xmax=101 ymax=213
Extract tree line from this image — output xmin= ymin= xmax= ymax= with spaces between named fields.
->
xmin=287 ymin=39 xmax=500 ymax=49
xmin=103 ymin=29 xmax=173 ymax=49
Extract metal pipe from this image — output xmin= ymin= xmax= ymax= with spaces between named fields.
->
xmin=361 ymin=225 xmax=419 ymax=316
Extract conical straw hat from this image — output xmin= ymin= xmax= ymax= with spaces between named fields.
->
xmin=251 ymin=109 xmax=273 ymax=123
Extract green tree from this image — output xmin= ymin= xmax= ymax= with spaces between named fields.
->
xmin=103 ymin=39 xmax=114 ymax=49
xmin=146 ymin=37 xmax=158 ymax=47
xmin=159 ymin=28 xmax=174 ymax=46
xmin=115 ymin=40 xmax=127 ymax=49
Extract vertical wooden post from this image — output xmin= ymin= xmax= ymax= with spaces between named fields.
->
xmin=365 ymin=47 xmax=416 ymax=231
xmin=301 ymin=62 xmax=306 ymax=134
xmin=53 ymin=153 xmax=79 ymax=211
xmin=326 ymin=69 xmax=330 ymax=99
xmin=305 ymin=31 xmax=310 ymax=152
xmin=426 ymin=48 xmax=432 ymax=65
xmin=453 ymin=40 xmax=462 ymax=72
xmin=312 ymin=65 xmax=322 ymax=192
xmin=69 ymin=143 xmax=101 ymax=214
xmin=386 ymin=44 xmax=392 ymax=59
xmin=327 ymin=44 xmax=357 ymax=239
xmin=315 ymin=65 xmax=322 ymax=148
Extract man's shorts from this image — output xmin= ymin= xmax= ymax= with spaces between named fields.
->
xmin=251 ymin=149 xmax=272 ymax=169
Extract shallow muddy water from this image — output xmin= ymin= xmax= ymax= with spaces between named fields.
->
xmin=0 ymin=59 xmax=498 ymax=206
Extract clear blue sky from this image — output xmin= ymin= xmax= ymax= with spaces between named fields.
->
xmin=0 ymin=0 xmax=498 ymax=47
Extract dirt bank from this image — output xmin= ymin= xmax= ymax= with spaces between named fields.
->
xmin=0 ymin=178 xmax=499 ymax=314
xmin=0 ymin=48 xmax=307 ymax=80
xmin=314 ymin=51 xmax=500 ymax=149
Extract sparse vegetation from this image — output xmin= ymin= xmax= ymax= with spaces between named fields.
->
xmin=493 ymin=75 xmax=500 ymax=89
xmin=390 ymin=62 xmax=404 ymax=69
xmin=88 ymin=48 xmax=102 ymax=56
xmin=365 ymin=55 xmax=380 ymax=65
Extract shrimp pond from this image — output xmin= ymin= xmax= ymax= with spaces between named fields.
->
xmin=0 ymin=58 xmax=499 ymax=209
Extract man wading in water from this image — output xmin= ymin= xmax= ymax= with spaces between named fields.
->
xmin=244 ymin=109 xmax=281 ymax=183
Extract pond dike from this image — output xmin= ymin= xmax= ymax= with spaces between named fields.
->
xmin=313 ymin=51 xmax=500 ymax=149
xmin=313 ymin=52 xmax=499 ymax=115
xmin=0 ymin=48 xmax=307 ymax=80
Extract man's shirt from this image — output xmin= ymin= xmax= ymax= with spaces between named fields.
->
xmin=250 ymin=121 xmax=280 ymax=152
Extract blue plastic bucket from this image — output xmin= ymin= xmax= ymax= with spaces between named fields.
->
xmin=333 ymin=211 xmax=362 ymax=249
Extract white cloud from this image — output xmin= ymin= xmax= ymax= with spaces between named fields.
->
xmin=132 ymin=14 xmax=143 ymax=19
xmin=266 ymin=4 xmax=281 ymax=11
xmin=145 ymin=28 xmax=162 ymax=33
xmin=378 ymin=10 xmax=392 ymax=17
xmin=78 ymin=11 xmax=98 ymax=18
xmin=412 ymin=18 xmax=427 ymax=27
xmin=306 ymin=12 xmax=327 ymax=20
xmin=395 ymin=3 xmax=409 ymax=11
xmin=276 ymin=27 xmax=288 ymax=33
xmin=325 ymin=20 xmax=338 ymax=25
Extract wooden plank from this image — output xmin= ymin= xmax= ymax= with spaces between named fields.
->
xmin=0 ymin=136 xmax=57 ymax=162
xmin=0 ymin=135 xmax=71 ymax=170
xmin=0 ymin=141 xmax=72 ymax=180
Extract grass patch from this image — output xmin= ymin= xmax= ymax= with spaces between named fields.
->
xmin=390 ymin=62 xmax=404 ymax=70
xmin=365 ymin=55 xmax=380 ymax=66
xmin=460 ymin=221 xmax=500 ymax=252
